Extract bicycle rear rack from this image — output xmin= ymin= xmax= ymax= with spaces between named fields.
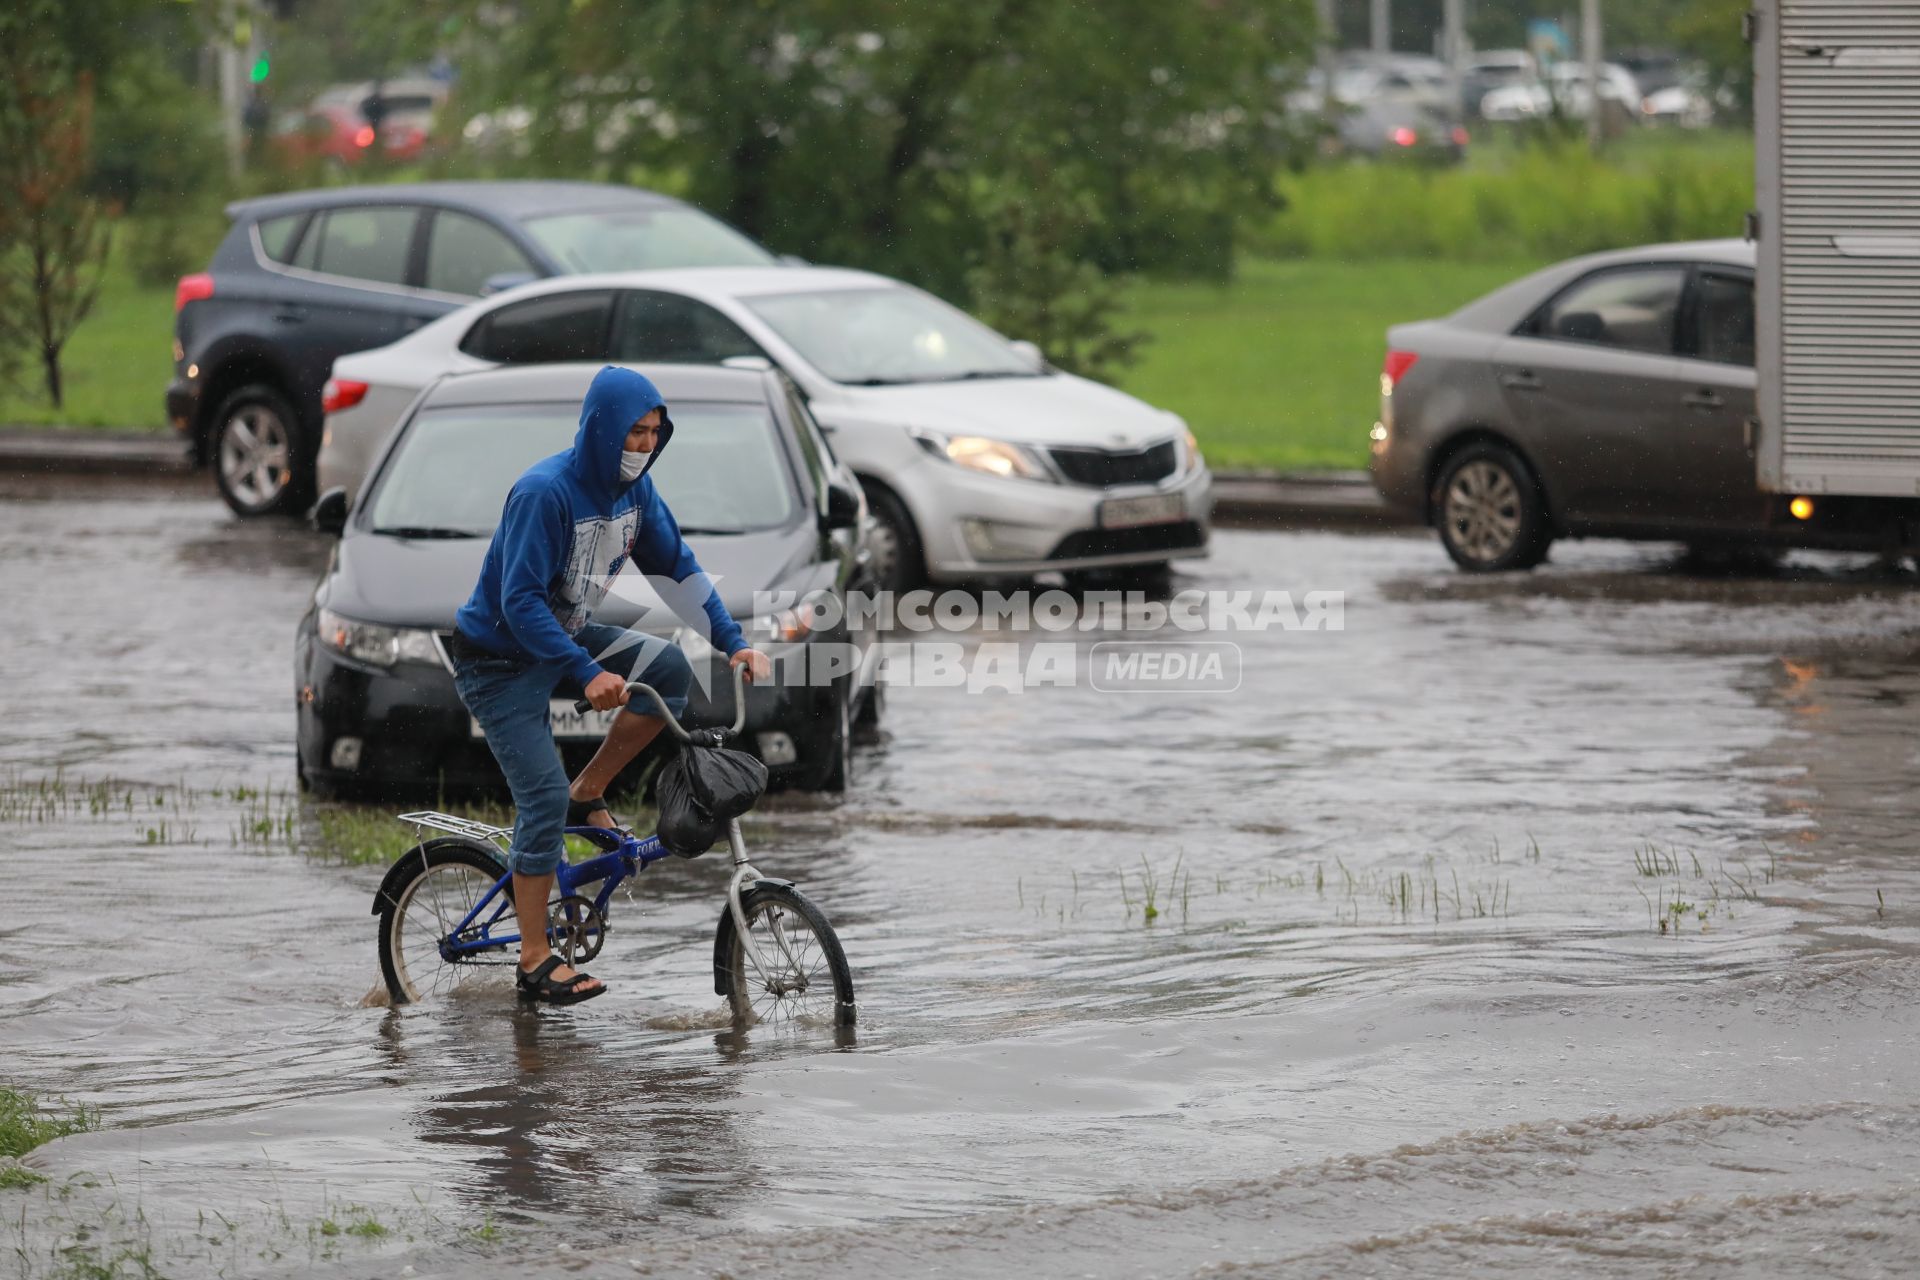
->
xmin=397 ymin=810 xmax=513 ymax=850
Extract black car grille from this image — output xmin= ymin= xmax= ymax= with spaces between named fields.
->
xmin=1048 ymin=521 xmax=1207 ymax=561
xmin=1048 ymin=440 xmax=1179 ymax=488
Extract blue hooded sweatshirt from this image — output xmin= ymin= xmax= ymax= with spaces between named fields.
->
xmin=455 ymin=366 xmax=747 ymax=687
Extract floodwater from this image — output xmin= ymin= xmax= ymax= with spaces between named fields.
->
xmin=4 ymin=480 xmax=1920 ymax=1278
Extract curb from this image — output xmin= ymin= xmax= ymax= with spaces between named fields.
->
xmin=0 ymin=428 xmax=191 ymax=477
xmin=1209 ymin=471 xmax=1415 ymax=530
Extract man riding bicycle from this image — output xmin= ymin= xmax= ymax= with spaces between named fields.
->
xmin=448 ymin=365 xmax=770 ymax=1007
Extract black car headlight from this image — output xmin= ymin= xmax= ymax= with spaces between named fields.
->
xmin=317 ymin=608 xmax=442 ymax=668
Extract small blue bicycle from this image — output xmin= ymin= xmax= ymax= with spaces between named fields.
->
xmin=371 ymin=668 xmax=856 ymax=1028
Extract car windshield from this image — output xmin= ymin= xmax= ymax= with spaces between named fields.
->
xmin=521 ymin=206 xmax=776 ymax=271
xmin=744 ymin=286 xmax=1037 ymax=385
xmin=365 ymin=401 xmax=798 ymax=536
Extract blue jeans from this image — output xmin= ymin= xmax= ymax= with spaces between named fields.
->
xmin=452 ymin=623 xmax=692 ymax=876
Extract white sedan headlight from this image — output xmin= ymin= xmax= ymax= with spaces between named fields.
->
xmin=914 ymin=430 xmax=1052 ymax=482
xmin=317 ymin=608 xmax=441 ymax=667
xmin=1182 ymin=427 xmax=1204 ymax=472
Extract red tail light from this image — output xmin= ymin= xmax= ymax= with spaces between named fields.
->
xmin=1451 ymin=126 xmax=1471 ymax=147
xmin=1382 ymin=350 xmax=1419 ymax=388
xmin=322 ymin=379 xmax=369 ymax=414
xmin=1391 ymin=126 xmax=1418 ymax=147
xmin=174 ymin=273 xmax=214 ymax=314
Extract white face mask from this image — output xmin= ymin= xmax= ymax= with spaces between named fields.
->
xmin=619 ymin=449 xmax=648 ymax=483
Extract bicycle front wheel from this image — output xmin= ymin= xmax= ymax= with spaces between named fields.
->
xmin=725 ymin=884 xmax=855 ymax=1029
xmin=379 ymin=841 xmax=514 ymax=1005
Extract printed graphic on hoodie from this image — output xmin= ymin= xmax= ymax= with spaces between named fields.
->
xmin=555 ymin=508 xmax=643 ymax=634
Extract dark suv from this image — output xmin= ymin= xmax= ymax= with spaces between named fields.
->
xmin=168 ymin=181 xmax=780 ymax=515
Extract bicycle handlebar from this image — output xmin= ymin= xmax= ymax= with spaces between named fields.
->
xmin=572 ymin=663 xmax=751 ymax=741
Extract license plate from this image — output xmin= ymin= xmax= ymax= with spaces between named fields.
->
xmin=470 ymin=700 xmax=620 ymax=741
xmin=1099 ymin=492 xmax=1185 ymax=529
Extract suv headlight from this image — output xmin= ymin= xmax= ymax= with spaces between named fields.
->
xmin=317 ymin=608 xmax=441 ymax=667
xmin=913 ymin=430 xmax=1052 ymax=482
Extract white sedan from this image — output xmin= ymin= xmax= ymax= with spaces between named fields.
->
xmin=317 ymin=266 xmax=1211 ymax=589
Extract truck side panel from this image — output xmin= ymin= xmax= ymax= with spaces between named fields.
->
xmin=1759 ymin=0 xmax=1920 ymax=498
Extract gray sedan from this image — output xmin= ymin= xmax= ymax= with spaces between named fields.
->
xmin=1369 ymin=240 xmax=1771 ymax=570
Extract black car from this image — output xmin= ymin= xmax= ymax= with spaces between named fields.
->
xmin=296 ymin=362 xmax=877 ymax=798
xmin=168 ymin=180 xmax=781 ymax=517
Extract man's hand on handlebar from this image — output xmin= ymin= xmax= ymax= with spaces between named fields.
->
xmin=730 ymin=647 xmax=773 ymax=684
xmin=583 ymin=671 xmax=633 ymax=712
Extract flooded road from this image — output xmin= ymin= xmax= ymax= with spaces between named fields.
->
xmin=4 ymin=481 xmax=1920 ymax=1278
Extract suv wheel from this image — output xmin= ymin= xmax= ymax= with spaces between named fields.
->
xmin=212 ymin=383 xmax=306 ymax=517
xmin=1432 ymin=443 xmax=1552 ymax=572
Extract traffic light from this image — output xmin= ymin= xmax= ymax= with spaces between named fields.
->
xmin=250 ymin=53 xmax=271 ymax=84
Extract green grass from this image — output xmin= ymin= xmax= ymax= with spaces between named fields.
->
xmin=1119 ymin=257 xmax=1542 ymax=471
xmin=0 ymin=1086 xmax=98 ymax=1161
xmin=0 ymin=237 xmax=178 ymax=433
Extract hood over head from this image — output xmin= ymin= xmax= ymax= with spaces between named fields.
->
xmin=571 ymin=365 xmax=675 ymax=503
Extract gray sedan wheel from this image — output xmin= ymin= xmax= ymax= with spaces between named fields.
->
xmin=860 ymin=482 xmax=924 ymax=592
xmin=212 ymin=384 xmax=306 ymax=517
xmin=1432 ymin=443 xmax=1551 ymax=572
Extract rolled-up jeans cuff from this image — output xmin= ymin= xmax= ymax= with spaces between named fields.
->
xmin=508 ymin=845 xmax=566 ymax=877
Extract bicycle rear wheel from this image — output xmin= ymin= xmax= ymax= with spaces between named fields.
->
xmin=379 ymin=842 xmax=514 ymax=1004
xmin=724 ymin=884 xmax=855 ymax=1030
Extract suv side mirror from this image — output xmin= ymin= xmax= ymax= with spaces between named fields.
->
xmin=1008 ymin=339 xmax=1045 ymax=369
xmin=821 ymin=481 xmax=861 ymax=532
xmin=312 ymin=487 xmax=349 ymax=537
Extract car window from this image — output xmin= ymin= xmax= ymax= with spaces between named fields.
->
xmin=424 ymin=210 xmax=535 ymax=297
xmin=1688 ymin=272 xmax=1754 ymax=367
xmin=1534 ymin=266 xmax=1685 ymax=356
xmin=610 ymin=291 xmax=763 ymax=363
xmin=460 ymin=291 xmax=613 ymax=364
xmin=366 ymin=401 xmax=797 ymax=535
xmin=290 ymin=214 xmax=323 ymax=271
xmin=522 ymin=206 xmax=777 ymax=271
xmin=308 ymin=206 xmax=418 ymax=286
xmin=745 ymin=285 xmax=1037 ymax=384
xmin=257 ymin=213 xmax=307 ymax=264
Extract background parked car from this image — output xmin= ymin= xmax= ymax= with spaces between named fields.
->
xmin=1461 ymin=50 xmax=1538 ymax=119
xmin=1329 ymin=99 xmax=1468 ymax=161
xmin=271 ymin=78 xmax=449 ymax=168
xmin=167 ymin=180 xmax=782 ymax=517
xmin=1480 ymin=62 xmax=1643 ymax=124
xmin=298 ymin=362 xmax=875 ymax=798
xmin=316 ymin=266 xmax=1212 ymax=591
xmin=1366 ymin=239 xmax=1810 ymax=571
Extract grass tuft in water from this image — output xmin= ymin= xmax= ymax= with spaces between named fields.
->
xmin=0 ymin=1087 xmax=98 ymax=1161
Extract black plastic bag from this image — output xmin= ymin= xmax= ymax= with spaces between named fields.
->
xmin=654 ymin=733 xmax=768 ymax=859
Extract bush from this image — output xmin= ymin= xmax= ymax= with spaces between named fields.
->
xmin=91 ymin=48 xmax=224 ymax=213
xmin=1254 ymin=130 xmax=1753 ymax=262
xmin=967 ymin=160 xmax=1147 ymax=383
xmin=121 ymin=203 xmax=227 ymax=288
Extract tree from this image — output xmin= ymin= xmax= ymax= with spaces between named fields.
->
xmin=0 ymin=1 xmax=114 ymax=409
xmin=968 ymin=146 xmax=1146 ymax=381
xmin=380 ymin=0 xmax=1316 ymax=340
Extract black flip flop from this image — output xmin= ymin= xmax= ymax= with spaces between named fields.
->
xmin=516 ymin=955 xmax=607 ymax=1006
xmin=565 ymin=794 xmax=625 ymax=831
